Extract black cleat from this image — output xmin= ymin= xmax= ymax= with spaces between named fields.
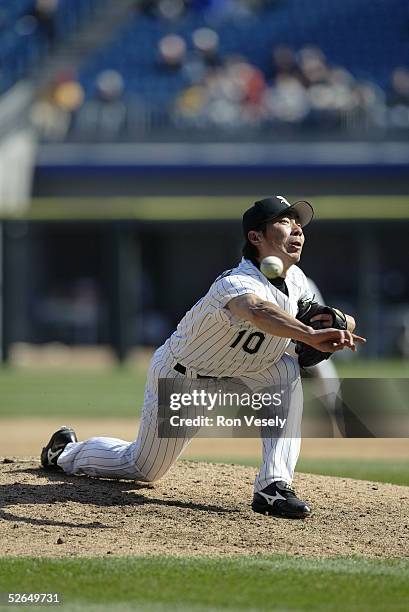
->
xmin=252 ymin=480 xmax=312 ymax=519
xmin=40 ymin=426 xmax=77 ymax=470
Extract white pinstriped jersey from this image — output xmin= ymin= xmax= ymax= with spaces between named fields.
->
xmin=166 ymin=257 xmax=314 ymax=377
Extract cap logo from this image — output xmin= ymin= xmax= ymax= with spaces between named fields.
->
xmin=276 ymin=195 xmax=291 ymax=207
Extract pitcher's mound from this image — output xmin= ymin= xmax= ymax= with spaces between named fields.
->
xmin=0 ymin=459 xmax=407 ymax=558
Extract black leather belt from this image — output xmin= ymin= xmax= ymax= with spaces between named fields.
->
xmin=174 ymin=362 xmax=214 ymax=379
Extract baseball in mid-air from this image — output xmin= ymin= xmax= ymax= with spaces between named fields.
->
xmin=260 ymin=256 xmax=284 ymax=279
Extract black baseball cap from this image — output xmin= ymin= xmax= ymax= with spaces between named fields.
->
xmin=242 ymin=196 xmax=314 ymax=236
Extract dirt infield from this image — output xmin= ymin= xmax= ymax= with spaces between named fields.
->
xmin=0 ymin=459 xmax=408 ymax=559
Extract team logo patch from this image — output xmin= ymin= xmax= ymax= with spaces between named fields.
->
xmin=276 ymin=195 xmax=291 ymax=207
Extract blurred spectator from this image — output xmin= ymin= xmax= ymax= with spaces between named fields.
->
xmin=174 ymin=84 xmax=208 ymax=123
xmin=353 ymin=81 xmax=386 ymax=126
xmin=182 ymin=28 xmax=221 ymax=86
xmin=158 ymin=34 xmax=187 ymax=71
xmin=54 ymin=79 xmax=84 ymax=111
xmin=22 ymin=0 xmax=409 ymax=140
xmin=262 ymin=74 xmax=310 ymax=124
xmin=33 ymin=0 xmax=59 ymax=48
xmin=31 ymin=96 xmax=70 ymax=141
xmin=299 ymin=46 xmax=331 ymax=86
xmin=192 ymin=28 xmax=221 ymax=68
xmin=72 ymin=69 xmax=127 ymax=141
xmin=175 ymin=40 xmax=389 ymax=132
xmin=307 ymin=67 xmax=354 ymax=127
xmin=96 ymin=69 xmax=125 ymax=102
xmin=386 ymin=67 xmax=409 ymax=128
xmin=31 ymin=71 xmax=84 ymax=141
xmin=175 ymin=54 xmax=267 ymax=128
xmin=227 ymin=57 xmax=266 ymax=107
xmin=389 ymin=67 xmax=409 ymax=106
xmin=269 ymin=45 xmax=304 ymax=83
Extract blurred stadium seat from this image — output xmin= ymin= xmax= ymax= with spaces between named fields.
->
xmin=1 ymin=0 xmax=407 ymax=141
xmin=42 ymin=0 xmax=409 ymax=141
xmin=0 ymin=0 xmax=100 ymax=94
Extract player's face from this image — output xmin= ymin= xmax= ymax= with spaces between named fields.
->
xmin=258 ymin=213 xmax=305 ymax=268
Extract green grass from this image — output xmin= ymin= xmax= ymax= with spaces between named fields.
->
xmin=297 ymin=458 xmax=409 ymax=485
xmin=2 ymin=195 xmax=409 ymax=221
xmin=0 ymin=359 xmax=407 ymax=418
xmin=0 ymin=367 xmax=146 ymax=417
xmin=187 ymin=457 xmax=409 ymax=487
xmin=335 ymin=359 xmax=409 ymax=378
xmin=0 ymin=556 xmax=408 ymax=612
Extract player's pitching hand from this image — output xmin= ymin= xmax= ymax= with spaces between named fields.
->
xmin=307 ymin=328 xmax=366 ymax=353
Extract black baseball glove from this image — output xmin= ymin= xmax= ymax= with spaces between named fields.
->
xmin=295 ymin=298 xmax=348 ymax=368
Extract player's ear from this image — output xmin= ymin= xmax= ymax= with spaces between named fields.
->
xmin=248 ymin=230 xmax=262 ymax=245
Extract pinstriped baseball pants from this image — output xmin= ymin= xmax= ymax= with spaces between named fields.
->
xmin=58 ymin=344 xmax=303 ymax=491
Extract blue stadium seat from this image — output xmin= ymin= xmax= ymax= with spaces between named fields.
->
xmin=77 ymin=0 xmax=409 ymax=106
xmin=0 ymin=0 xmax=101 ymax=94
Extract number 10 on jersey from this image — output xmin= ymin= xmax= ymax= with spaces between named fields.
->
xmin=230 ymin=330 xmax=265 ymax=354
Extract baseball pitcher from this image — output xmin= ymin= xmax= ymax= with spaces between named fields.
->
xmin=41 ymin=196 xmax=365 ymax=519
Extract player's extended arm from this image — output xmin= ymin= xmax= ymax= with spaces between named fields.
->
xmin=226 ymin=294 xmax=366 ymax=353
